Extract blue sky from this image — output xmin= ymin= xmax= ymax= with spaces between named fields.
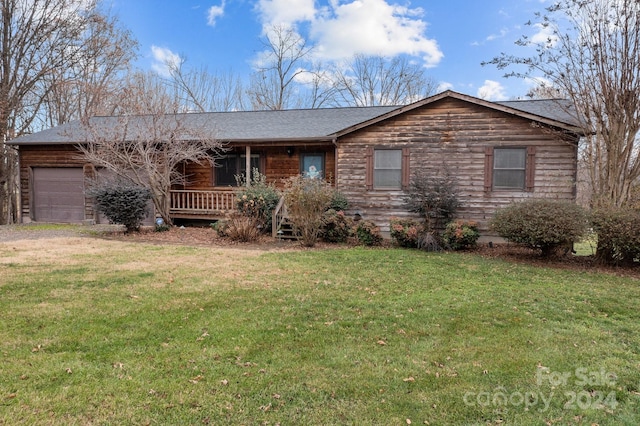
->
xmin=111 ymin=0 xmax=555 ymax=101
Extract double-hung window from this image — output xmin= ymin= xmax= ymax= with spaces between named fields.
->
xmin=366 ymin=147 xmax=410 ymax=190
xmin=374 ymin=149 xmax=402 ymax=189
xmin=485 ymin=146 xmax=536 ymax=192
xmin=493 ymin=148 xmax=526 ymax=189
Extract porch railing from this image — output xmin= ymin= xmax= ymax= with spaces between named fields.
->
xmin=170 ymin=190 xmax=236 ymax=216
xmin=272 ymin=195 xmax=288 ymax=238
xmin=170 ymin=190 xmax=292 ymax=238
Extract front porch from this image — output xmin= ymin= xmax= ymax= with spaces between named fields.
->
xmin=169 ymin=189 xmax=292 ymax=238
xmin=169 ymin=189 xmax=236 ymax=220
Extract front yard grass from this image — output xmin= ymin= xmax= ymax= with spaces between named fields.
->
xmin=1 ymin=238 xmax=639 ymax=424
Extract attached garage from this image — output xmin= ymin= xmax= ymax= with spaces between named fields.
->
xmin=32 ymin=167 xmax=85 ymax=223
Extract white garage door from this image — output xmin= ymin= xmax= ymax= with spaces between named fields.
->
xmin=33 ymin=167 xmax=85 ymax=223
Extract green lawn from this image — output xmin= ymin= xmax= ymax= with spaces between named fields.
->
xmin=1 ymin=238 xmax=639 ymax=425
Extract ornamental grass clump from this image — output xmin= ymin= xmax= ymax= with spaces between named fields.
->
xmin=215 ymin=213 xmax=262 ymax=242
xmin=491 ymin=199 xmax=588 ymax=257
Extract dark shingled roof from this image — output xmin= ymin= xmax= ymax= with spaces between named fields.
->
xmin=8 ymin=106 xmax=399 ymax=145
xmin=8 ymin=91 xmax=583 ymax=145
xmin=497 ymin=98 xmax=582 ymax=128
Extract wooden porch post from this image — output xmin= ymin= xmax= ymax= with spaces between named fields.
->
xmin=245 ymin=145 xmax=251 ymax=187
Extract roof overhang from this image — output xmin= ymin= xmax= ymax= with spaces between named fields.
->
xmin=333 ymin=90 xmax=585 ymax=138
xmin=8 ymin=137 xmax=335 ymax=146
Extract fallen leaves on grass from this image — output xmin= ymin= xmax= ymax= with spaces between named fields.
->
xmin=189 ymin=375 xmax=204 ymax=384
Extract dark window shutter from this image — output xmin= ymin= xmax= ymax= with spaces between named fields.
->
xmin=484 ymin=146 xmax=494 ymax=192
xmin=526 ymin=146 xmax=536 ymax=192
xmin=401 ymin=147 xmax=410 ymax=190
xmin=365 ymin=146 xmax=374 ymax=190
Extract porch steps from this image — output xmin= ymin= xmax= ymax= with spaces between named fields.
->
xmin=275 ymin=218 xmax=298 ymax=240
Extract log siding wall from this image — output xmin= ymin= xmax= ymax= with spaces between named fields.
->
xmin=15 ymin=98 xmax=578 ymax=234
xmin=18 ymin=143 xmax=337 ymax=221
xmin=181 ymin=145 xmax=336 ymax=190
xmin=336 ymin=98 xmax=579 ymax=235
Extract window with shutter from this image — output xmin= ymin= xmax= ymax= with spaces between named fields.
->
xmin=366 ymin=147 xmax=410 ymax=190
xmin=484 ymin=146 xmax=536 ymax=192
xmin=494 ymin=148 xmax=526 ymax=189
xmin=374 ymin=149 xmax=402 ymax=189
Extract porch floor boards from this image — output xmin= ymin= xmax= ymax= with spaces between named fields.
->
xmin=170 ymin=211 xmax=229 ymax=221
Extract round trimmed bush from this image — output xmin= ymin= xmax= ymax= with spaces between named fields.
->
xmin=87 ymin=180 xmax=152 ymax=232
xmin=390 ymin=217 xmax=424 ymax=248
xmin=591 ymin=207 xmax=640 ymax=265
xmin=491 ymin=199 xmax=588 ymax=257
xmin=442 ymin=220 xmax=480 ymax=250
xmin=321 ymin=209 xmax=354 ymax=243
xmin=355 ymin=220 xmax=383 ymax=246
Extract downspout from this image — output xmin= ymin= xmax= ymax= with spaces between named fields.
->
xmin=332 ymin=137 xmax=338 ymax=187
xmin=245 ymin=145 xmax=251 ymax=187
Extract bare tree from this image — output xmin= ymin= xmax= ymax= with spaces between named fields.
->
xmin=41 ymin=12 xmax=138 ymax=125
xmin=247 ymin=25 xmax=313 ymax=110
xmin=77 ymin=71 xmax=225 ymax=225
xmin=113 ymin=71 xmax=182 ymax=115
xmin=294 ymin=62 xmax=339 ymax=109
xmin=0 ymin=0 xmax=136 ymax=224
xmin=246 ymin=26 xmax=438 ymax=110
xmin=166 ymin=61 xmax=248 ymax=112
xmin=484 ymin=0 xmax=640 ymax=208
xmin=331 ymin=55 xmax=438 ymax=107
xmin=525 ymin=81 xmax=564 ymax=100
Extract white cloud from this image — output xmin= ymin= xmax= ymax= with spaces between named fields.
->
xmin=256 ymin=0 xmax=443 ymax=68
xmin=151 ymin=46 xmax=182 ymax=77
xmin=207 ymin=1 xmax=226 ymax=26
xmin=486 ymin=28 xmax=508 ymax=42
xmin=313 ymin=0 xmax=442 ymax=67
xmin=530 ymin=23 xmax=558 ymax=47
xmin=477 ymin=80 xmax=507 ymax=101
xmin=525 ymin=76 xmax=553 ymax=88
xmin=256 ymin=0 xmax=316 ymax=28
xmin=437 ymin=82 xmax=454 ymax=92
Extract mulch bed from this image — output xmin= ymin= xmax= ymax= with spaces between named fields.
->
xmin=102 ymin=226 xmax=640 ymax=279
xmin=103 ymin=225 xmax=321 ymax=251
xmin=471 ymin=243 xmax=640 ymax=279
